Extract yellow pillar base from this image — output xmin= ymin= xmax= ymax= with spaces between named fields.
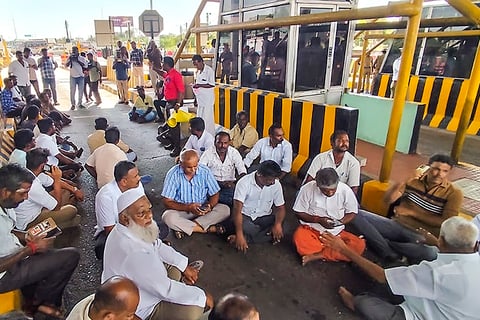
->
xmin=361 ymin=180 xmax=390 ymax=217
xmin=0 ymin=290 xmax=22 ymax=314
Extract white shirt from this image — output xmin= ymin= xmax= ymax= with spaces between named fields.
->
xmin=65 ymin=294 xmax=94 ymax=320
xmin=306 ymin=150 xmax=360 ymax=187
xmin=68 ymin=55 xmax=88 ymax=78
xmin=94 ymin=182 xmax=144 ymax=237
xmin=392 ymin=56 xmax=401 ymax=81
xmin=25 ymin=56 xmax=38 ymax=81
xmin=244 ymin=137 xmax=293 ymax=173
xmin=184 ymin=131 xmax=214 ymax=157
xmin=193 ymin=65 xmax=216 ymax=135
xmin=293 ymin=181 xmax=358 ymax=236
xmin=86 ymin=143 xmax=128 ymax=188
xmin=102 ymin=224 xmax=206 ymax=319
xmin=0 ymin=207 xmax=23 ymax=279
xmin=36 ymin=133 xmax=60 ymax=166
xmin=200 ymin=146 xmax=246 ymax=182
xmin=233 ymin=172 xmax=285 ymax=221
xmin=473 ymin=215 xmax=480 ymax=248
xmin=386 ymin=253 xmax=480 ymax=320
xmin=14 ymin=173 xmax=57 ymax=230
xmin=9 ymin=149 xmax=27 ymax=167
xmin=8 ymin=60 xmax=30 ymax=86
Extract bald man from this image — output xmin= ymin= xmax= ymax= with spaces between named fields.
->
xmin=161 ymin=149 xmax=230 ymax=239
xmin=67 ymin=276 xmax=139 ymax=320
xmin=102 ymin=188 xmax=214 ymax=320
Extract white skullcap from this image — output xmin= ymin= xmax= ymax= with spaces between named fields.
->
xmin=117 ymin=187 xmax=146 ymax=213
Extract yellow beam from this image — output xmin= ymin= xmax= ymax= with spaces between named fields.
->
xmin=367 ymin=39 xmax=387 ymax=55
xmin=446 ymin=0 xmax=480 ymax=25
xmin=191 ymin=2 xmax=419 ymax=33
xmin=451 ymin=40 xmax=480 ymax=163
xmin=366 ymin=29 xmax=480 ymax=39
xmin=379 ymin=0 xmax=423 ymax=182
xmin=356 ymin=16 xmax=473 ymax=30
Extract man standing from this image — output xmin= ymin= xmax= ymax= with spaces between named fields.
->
xmin=113 ymin=47 xmax=130 ymax=105
xmin=86 ymin=52 xmax=102 ymax=105
xmin=155 ymin=56 xmax=185 ymax=157
xmin=129 ymin=86 xmax=157 ymax=123
xmin=219 ymin=43 xmax=233 ymax=84
xmin=353 ymin=154 xmax=463 ymax=263
xmin=200 ymin=132 xmax=246 ymax=207
xmin=228 ymin=160 xmax=285 ymax=252
xmin=103 ymin=187 xmax=214 ymax=320
xmin=23 ymin=48 xmax=40 ymax=97
xmin=94 ymin=161 xmax=142 ymax=259
xmin=324 ymin=216 xmax=480 ymax=320
xmin=37 ymin=48 xmax=59 ymax=105
xmin=241 ymin=52 xmax=260 ymax=88
xmin=14 ymin=148 xmax=82 ymax=231
xmin=390 ymin=48 xmax=402 ymax=98
xmin=65 ymin=47 xmax=88 ymax=110
xmin=130 ymin=41 xmax=144 ymax=88
xmin=0 ymin=164 xmax=79 ymax=319
xmin=66 ymin=276 xmax=139 ymax=320
xmin=146 ymin=40 xmax=162 ymax=87
xmin=192 ymin=54 xmax=215 ymax=135
xmin=374 ymin=49 xmax=387 ymax=75
xmin=244 ymin=124 xmax=292 ymax=180
xmin=304 ymin=130 xmax=360 ymax=194
xmin=183 ymin=117 xmax=214 ymax=157
xmin=162 ymin=150 xmax=230 ymax=239
xmin=293 ymin=168 xmax=365 ymax=265
xmin=86 ymin=127 xmax=128 ymax=188
xmin=8 ymin=51 xmax=31 ymax=98
xmin=229 ymin=111 xmax=259 ymax=158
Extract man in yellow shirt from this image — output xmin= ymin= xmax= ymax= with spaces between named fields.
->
xmin=129 ymin=87 xmax=157 ymax=123
xmin=229 ymin=111 xmax=258 ymax=157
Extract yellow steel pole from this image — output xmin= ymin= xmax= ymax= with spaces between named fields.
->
xmin=357 ymin=34 xmax=369 ymax=93
xmin=366 ymin=29 xmax=480 ymax=39
xmin=451 ymin=41 xmax=480 ymax=163
xmin=192 ymin=2 xmax=419 ymax=33
xmin=174 ymin=0 xmax=208 ymax=63
xmin=379 ymin=0 xmax=423 ymax=183
xmin=367 ymin=39 xmax=387 ymax=55
xmin=446 ymin=0 xmax=480 ymax=25
xmin=356 ymin=16 xmax=472 ymax=31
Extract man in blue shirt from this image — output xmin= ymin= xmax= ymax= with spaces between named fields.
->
xmin=161 ymin=149 xmax=230 ymax=239
xmin=1 ymin=77 xmax=25 ymax=117
xmin=113 ymin=47 xmax=130 ymax=104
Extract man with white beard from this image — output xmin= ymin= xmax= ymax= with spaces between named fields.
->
xmin=102 ymin=188 xmax=214 ymax=320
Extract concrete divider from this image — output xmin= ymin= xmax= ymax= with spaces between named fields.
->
xmin=371 ymin=73 xmax=480 ymax=135
xmin=215 ymin=85 xmax=359 ymax=177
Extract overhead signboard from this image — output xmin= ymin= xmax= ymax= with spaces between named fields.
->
xmin=139 ymin=10 xmax=163 ymax=38
xmin=94 ymin=20 xmax=114 ymax=47
xmin=109 ymin=16 xmax=134 ymax=28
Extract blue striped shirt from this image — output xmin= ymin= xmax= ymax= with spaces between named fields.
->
xmin=161 ymin=164 xmax=220 ymax=204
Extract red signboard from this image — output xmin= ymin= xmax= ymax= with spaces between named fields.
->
xmin=109 ymin=16 xmax=134 ymax=27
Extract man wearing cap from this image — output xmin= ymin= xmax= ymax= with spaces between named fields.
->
xmin=293 ymin=168 xmax=365 ymax=266
xmin=162 ymin=149 xmax=230 ymax=239
xmin=8 ymin=50 xmax=31 ymax=98
xmin=37 ymin=48 xmax=59 ymax=105
xmin=103 ymin=187 xmax=214 ymax=320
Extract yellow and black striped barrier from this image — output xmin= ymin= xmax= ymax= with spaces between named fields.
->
xmin=0 ymin=118 xmax=16 ymax=167
xmin=215 ymin=85 xmax=359 ymax=177
xmin=371 ymin=73 xmax=480 ymax=135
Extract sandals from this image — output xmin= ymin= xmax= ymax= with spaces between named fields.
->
xmin=174 ymin=230 xmax=185 ymax=239
xmin=207 ymin=224 xmax=226 ymax=235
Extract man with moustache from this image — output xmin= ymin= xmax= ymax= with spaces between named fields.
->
xmin=102 ymin=187 xmax=214 ymax=320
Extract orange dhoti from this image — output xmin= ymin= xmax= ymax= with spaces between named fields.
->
xmin=293 ymin=225 xmax=366 ymax=262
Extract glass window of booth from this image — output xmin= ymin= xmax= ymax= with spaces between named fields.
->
xmin=222 ymin=0 xmax=239 ymax=12
xmin=244 ymin=0 xmax=279 ymax=8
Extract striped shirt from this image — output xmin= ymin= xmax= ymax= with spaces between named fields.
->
xmin=130 ymin=48 xmax=144 ymax=66
xmin=161 ymin=164 xmax=220 ymax=204
xmin=1 ymin=89 xmax=16 ymax=113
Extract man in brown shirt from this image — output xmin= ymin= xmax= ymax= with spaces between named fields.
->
xmin=352 ymin=154 xmax=463 ymax=264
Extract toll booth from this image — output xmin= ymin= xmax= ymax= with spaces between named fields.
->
xmin=216 ymin=0 xmax=356 ymax=104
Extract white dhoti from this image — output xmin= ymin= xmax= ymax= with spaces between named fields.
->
xmin=194 ymin=87 xmax=215 ymax=136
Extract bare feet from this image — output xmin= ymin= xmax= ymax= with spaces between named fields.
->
xmin=227 ymin=234 xmax=236 ymax=244
xmin=338 ymin=286 xmax=355 ymax=311
xmin=301 ymin=252 xmax=324 ymax=266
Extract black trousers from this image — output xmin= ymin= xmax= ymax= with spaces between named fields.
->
xmin=0 ymin=248 xmax=79 ymax=307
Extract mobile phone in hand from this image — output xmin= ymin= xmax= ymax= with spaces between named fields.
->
xmin=199 ymin=204 xmax=209 ymax=212
xmin=327 ymin=218 xmax=343 ymax=227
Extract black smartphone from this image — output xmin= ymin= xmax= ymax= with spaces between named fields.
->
xmin=328 ymin=218 xmax=344 ymax=227
xmin=199 ymin=204 xmax=209 ymax=211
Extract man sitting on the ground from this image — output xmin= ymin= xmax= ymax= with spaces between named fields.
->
xmin=102 ymin=187 xmax=214 ymax=320
xmin=323 ymin=216 xmax=480 ymax=320
xmin=35 ymin=118 xmax=83 ymax=178
xmin=94 ymin=161 xmax=143 ymax=259
xmin=66 ymin=276 xmax=139 ymax=320
xmin=18 ymin=105 xmax=40 ymax=131
xmin=14 ymin=148 xmax=83 ymax=231
xmin=162 ymin=149 xmax=230 ymax=239
xmin=352 ymin=154 xmax=463 ymax=264
xmin=244 ymin=123 xmax=292 ymax=180
xmin=293 ymin=168 xmax=365 ymax=265
xmin=87 ymin=117 xmax=136 ymax=161
xmin=86 ymin=127 xmax=128 ymax=188
xmin=227 ymin=160 xmax=286 ymax=252
xmin=200 ymin=132 xmax=246 ymax=207
xmin=229 ymin=111 xmax=258 ymax=158
xmin=204 ymin=293 xmax=259 ymax=320
xmin=129 ymin=86 xmax=157 ymax=123
xmin=9 ymin=128 xmax=36 ymax=167
xmin=184 ymin=117 xmax=214 ymax=157
xmin=304 ymin=130 xmax=360 ymax=194
xmin=0 ymin=164 xmax=80 ymax=319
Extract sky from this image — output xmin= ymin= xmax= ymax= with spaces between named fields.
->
xmin=0 ymin=0 xmax=415 ymax=41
